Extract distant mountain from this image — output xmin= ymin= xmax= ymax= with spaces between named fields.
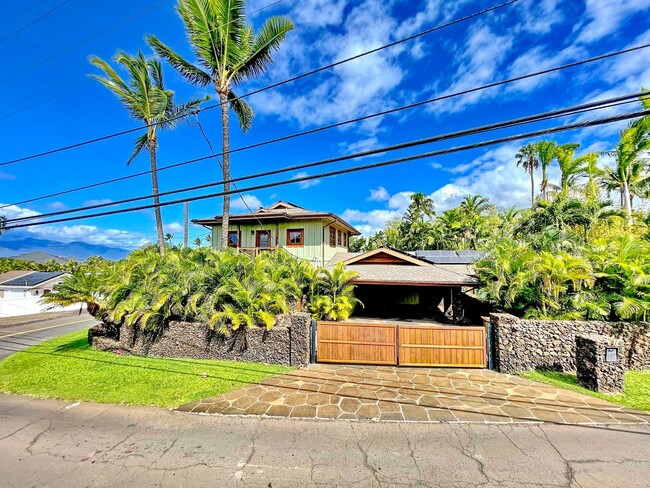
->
xmin=15 ymin=251 xmax=74 ymax=265
xmin=0 ymin=237 xmax=131 ymax=261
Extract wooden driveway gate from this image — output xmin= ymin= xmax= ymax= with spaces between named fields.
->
xmin=316 ymin=322 xmax=486 ymax=368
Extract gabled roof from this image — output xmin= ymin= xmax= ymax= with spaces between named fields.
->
xmin=345 ymin=264 xmax=479 ymax=287
xmin=0 ymin=271 xmax=66 ymax=288
xmin=331 ymin=248 xmax=478 ymax=286
xmin=192 ymin=201 xmax=361 ymax=235
xmin=342 ymin=248 xmax=431 ymax=267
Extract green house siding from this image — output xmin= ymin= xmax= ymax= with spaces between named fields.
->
xmin=208 ymin=218 xmax=351 ymax=265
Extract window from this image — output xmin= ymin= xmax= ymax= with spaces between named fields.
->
xmin=286 ymin=228 xmax=304 ymax=247
xmin=343 ymin=232 xmax=347 ymax=248
xmin=329 ymin=227 xmax=336 ymax=247
xmin=337 ymin=229 xmax=342 ymax=246
xmin=228 ymin=230 xmax=240 ymax=248
xmin=256 ymin=230 xmax=272 ymax=248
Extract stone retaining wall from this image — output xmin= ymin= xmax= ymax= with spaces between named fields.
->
xmin=491 ymin=313 xmax=650 ymax=373
xmin=90 ymin=313 xmax=312 ymax=367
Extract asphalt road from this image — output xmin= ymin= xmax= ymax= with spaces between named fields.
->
xmin=0 ymin=313 xmax=97 ymax=360
xmin=1 ymin=394 xmax=649 ymax=487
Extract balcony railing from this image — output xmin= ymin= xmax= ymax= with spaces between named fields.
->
xmin=236 ymin=246 xmax=277 ymax=257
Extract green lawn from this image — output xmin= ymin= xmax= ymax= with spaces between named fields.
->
xmin=520 ymin=369 xmax=650 ymax=412
xmin=0 ymin=330 xmax=291 ymax=408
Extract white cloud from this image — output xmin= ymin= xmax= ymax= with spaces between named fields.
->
xmin=342 ymin=190 xmax=414 ymax=235
xmin=45 ymin=201 xmax=66 ymax=210
xmin=0 ymin=203 xmax=150 ymax=249
xmin=253 ymin=0 xmax=425 ymax=134
xmin=575 ymin=0 xmax=650 ymax=44
xmin=164 ymin=222 xmax=183 ymax=234
xmin=292 ymin=172 xmax=321 ymax=189
xmin=432 ymin=23 xmax=514 ymax=114
xmin=0 ymin=171 xmax=14 ymax=180
xmin=83 ymin=198 xmax=113 ymax=206
xmin=231 ymin=194 xmax=263 ymax=211
xmin=367 ymin=186 xmax=390 ymax=202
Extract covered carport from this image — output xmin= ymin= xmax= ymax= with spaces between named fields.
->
xmin=332 ymin=248 xmax=482 ymax=324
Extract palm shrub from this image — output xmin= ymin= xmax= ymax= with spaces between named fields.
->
xmin=43 ymin=265 xmax=109 ymax=316
xmin=309 ymin=263 xmax=362 ymax=321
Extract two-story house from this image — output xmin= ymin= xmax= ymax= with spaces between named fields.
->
xmin=193 ymin=201 xmax=361 ymax=266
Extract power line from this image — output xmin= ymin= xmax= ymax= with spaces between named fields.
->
xmin=0 ymin=0 xmax=73 ymax=45
xmin=0 ymin=0 xmax=171 ymax=86
xmin=3 ymin=108 xmax=647 ymax=231
xmin=4 ymin=43 xmax=649 ymax=210
xmin=3 ymin=91 xmax=644 ymax=225
xmin=0 ymin=0 xmax=518 ymax=167
xmin=5 ymin=92 xmax=642 ymax=225
xmin=0 ymin=0 xmax=289 ymax=122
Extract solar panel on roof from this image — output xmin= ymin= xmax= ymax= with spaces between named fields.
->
xmin=1 ymin=272 xmax=64 ymax=287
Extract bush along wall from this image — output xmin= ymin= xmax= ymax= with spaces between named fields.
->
xmin=89 ymin=313 xmax=312 ymax=367
xmin=491 ymin=313 xmax=650 ymax=373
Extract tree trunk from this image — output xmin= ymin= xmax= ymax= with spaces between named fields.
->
xmin=541 ymin=165 xmax=547 ymax=200
xmin=623 ymin=180 xmax=633 ymax=222
xmin=149 ymin=135 xmax=166 ymax=255
xmin=530 ymin=169 xmax=535 ymax=206
xmin=183 ymin=201 xmax=189 ymax=249
xmin=219 ymin=91 xmax=231 ymax=248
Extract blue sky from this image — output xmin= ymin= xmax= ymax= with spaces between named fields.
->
xmin=0 ymin=0 xmax=649 ymax=249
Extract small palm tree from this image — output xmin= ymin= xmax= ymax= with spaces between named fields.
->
xmin=90 ymin=51 xmax=205 ymax=254
xmin=536 ymin=141 xmax=557 ymax=200
xmin=147 ymin=0 xmax=293 ymax=247
xmin=43 ymin=268 xmax=107 ymax=316
xmin=515 ymin=143 xmax=539 ymax=205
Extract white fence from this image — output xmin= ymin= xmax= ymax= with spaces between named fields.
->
xmin=0 ymin=296 xmax=82 ymax=317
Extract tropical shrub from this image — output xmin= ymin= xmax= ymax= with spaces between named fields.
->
xmin=45 ymin=246 xmax=360 ymax=335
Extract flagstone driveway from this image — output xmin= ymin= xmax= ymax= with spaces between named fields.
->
xmin=177 ymin=364 xmax=650 ymax=424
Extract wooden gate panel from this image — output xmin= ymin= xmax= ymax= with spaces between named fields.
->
xmin=317 ymin=322 xmax=397 ymax=365
xmin=399 ymin=325 xmax=486 ymax=368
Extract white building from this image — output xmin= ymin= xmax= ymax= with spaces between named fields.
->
xmin=0 ymin=271 xmax=72 ymax=317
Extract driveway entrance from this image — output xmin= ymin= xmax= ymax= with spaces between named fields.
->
xmin=316 ymin=321 xmax=487 ymax=368
xmin=178 ymin=364 xmax=649 ymax=424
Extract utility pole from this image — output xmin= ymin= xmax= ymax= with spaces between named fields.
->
xmin=183 ymin=202 xmax=189 ymax=249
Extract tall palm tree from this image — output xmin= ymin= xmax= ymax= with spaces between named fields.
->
xmin=90 ymin=51 xmax=204 ymax=254
xmin=554 ymin=143 xmax=580 ymax=192
xmin=515 ymin=143 xmax=539 ymax=205
xmin=536 ymin=140 xmax=557 ymax=200
xmin=147 ymin=0 xmax=293 ymax=247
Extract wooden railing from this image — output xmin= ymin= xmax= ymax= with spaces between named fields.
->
xmin=237 ymin=246 xmax=277 ymax=257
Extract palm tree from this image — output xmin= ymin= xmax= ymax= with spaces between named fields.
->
xmin=601 ymin=108 xmax=650 ymax=221
xmin=147 ymin=0 xmax=293 ymax=247
xmin=554 ymin=143 xmax=581 ymax=192
xmin=43 ymin=268 xmax=107 ymax=317
xmin=90 ymin=51 xmax=205 ymax=254
xmin=515 ymin=143 xmax=539 ymax=205
xmin=536 ymin=141 xmax=557 ymax=200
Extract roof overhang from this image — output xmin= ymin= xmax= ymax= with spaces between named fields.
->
xmin=192 ymin=212 xmax=361 ymax=235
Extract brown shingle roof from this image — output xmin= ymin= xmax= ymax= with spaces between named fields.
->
xmin=192 ymin=201 xmax=360 ymax=235
xmin=346 ymin=264 xmax=478 ymax=286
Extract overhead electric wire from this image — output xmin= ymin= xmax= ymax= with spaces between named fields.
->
xmin=5 ymin=92 xmax=642 ymax=225
xmin=3 ymin=108 xmax=648 ymax=231
xmin=0 ymin=0 xmax=289 ymax=122
xmin=0 ymin=0 xmax=171 ymax=86
xmin=4 ymin=43 xmax=649 ymax=210
xmin=0 ymin=0 xmax=518 ymax=167
xmin=3 ymin=91 xmax=644 ymax=225
xmin=0 ymin=0 xmax=73 ymax=45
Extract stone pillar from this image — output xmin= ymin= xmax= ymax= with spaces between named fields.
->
xmin=289 ymin=313 xmax=311 ymax=367
xmin=576 ymin=334 xmax=626 ymax=393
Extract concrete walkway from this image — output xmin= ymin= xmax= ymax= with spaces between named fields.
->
xmin=1 ymin=394 xmax=649 ymax=487
xmin=178 ymin=364 xmax=650 ymax=424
